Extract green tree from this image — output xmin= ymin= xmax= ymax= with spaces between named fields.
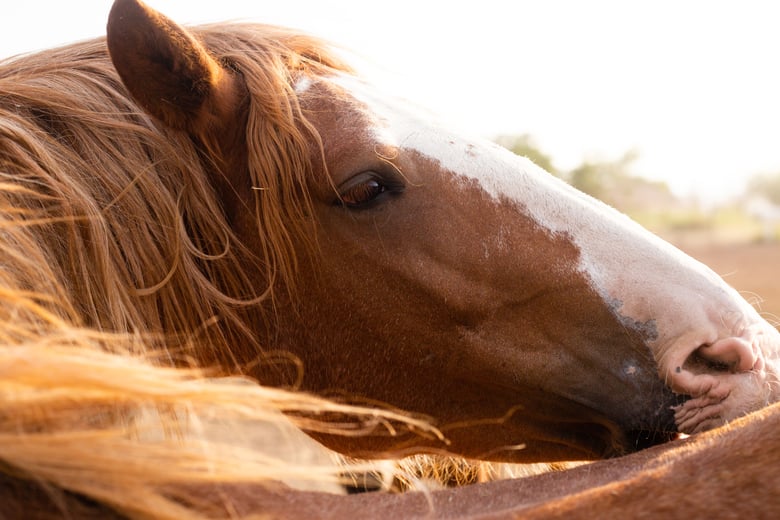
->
xmin=493 ymin=135 xmax=678 ymax=215
xmin=494 ymin=134 xmax=559 ymax=177
xmin=569 ymin=150 xmax=639 ymax=200
xmin=568 ymin=150 xmax=677 ymax=214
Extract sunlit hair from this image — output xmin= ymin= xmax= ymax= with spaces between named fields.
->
xmin=0 ymin=24 xmax=352 ymax=366
xmin=0 ymin=24 xmax=441 ymax=518
xmin=0 ymin=312 xmax=439 ymax=518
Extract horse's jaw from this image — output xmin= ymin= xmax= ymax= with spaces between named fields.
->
xmin=448 ymin=298 xmax=685 ymax=459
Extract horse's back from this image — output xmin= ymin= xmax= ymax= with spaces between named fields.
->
xmin=5 ymin=401 xmax=773 ymax=519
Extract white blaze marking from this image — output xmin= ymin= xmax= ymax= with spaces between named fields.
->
xmin=334 ymin=76 xmax=724 ymax=310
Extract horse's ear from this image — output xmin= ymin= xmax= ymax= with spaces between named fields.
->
xmin=106 ymin=0 xmax=243 ymax=134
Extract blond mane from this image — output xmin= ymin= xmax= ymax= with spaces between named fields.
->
xmin=0 ymin=24 xmax=350 ymax=365
xmin=0 ymin=25 xmax=440 ymax=518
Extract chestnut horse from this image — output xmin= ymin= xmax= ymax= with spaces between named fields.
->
xmin=1 ymin=0 xmax=779 ymax=517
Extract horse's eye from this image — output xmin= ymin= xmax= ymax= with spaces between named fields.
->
xmin=341 ymin=179 xmax=385 ymax=207
xmin=337 ymin=172 xmax=403 ymax=209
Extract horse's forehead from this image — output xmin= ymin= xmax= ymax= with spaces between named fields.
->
xmin=305 ymin=74 xmax=566 ymax=208
xmin=297 ymin=75 xmax=392 ymax=172
xmin=318 ymin=74 xmax=465 ymax=165
xmin=300 ymin=73 xmax=510 ymax=194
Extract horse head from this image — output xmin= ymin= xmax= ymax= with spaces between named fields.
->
xmin=106 ymin=0 xmax=780 ymax=462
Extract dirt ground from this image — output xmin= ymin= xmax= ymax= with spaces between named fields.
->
xmin=672 ymin=240 xmax=780 ymax=327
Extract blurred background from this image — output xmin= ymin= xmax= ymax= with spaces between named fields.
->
xmin=3 ymin=0 xmax=779 ymax=323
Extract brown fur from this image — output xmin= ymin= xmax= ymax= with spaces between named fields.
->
xmin=1 ymin=0 xmax=778 ymax=517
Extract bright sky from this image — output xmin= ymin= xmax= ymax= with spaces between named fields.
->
xmin=3 ymin=1 xmax=780 ymax=204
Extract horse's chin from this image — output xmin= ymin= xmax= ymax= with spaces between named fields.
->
xmin=453 ymin=394 xmax=684 ymax=462
xmin=532 ymin=420 xmax=681 ymax=462
xmin=541 ymin=393 xmax=684 ymax=460
xmin=606 ymin=401 xmax=685 ymax=457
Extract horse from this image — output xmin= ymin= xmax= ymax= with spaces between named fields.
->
xmin=1 ymin=0 xmax=779 ymax=517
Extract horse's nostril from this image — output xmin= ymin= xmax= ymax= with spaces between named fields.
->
xmin=683 ymin=347 xmax=733 ymax=374
xmin=689 ymin=337 xmax=759 ymax=374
